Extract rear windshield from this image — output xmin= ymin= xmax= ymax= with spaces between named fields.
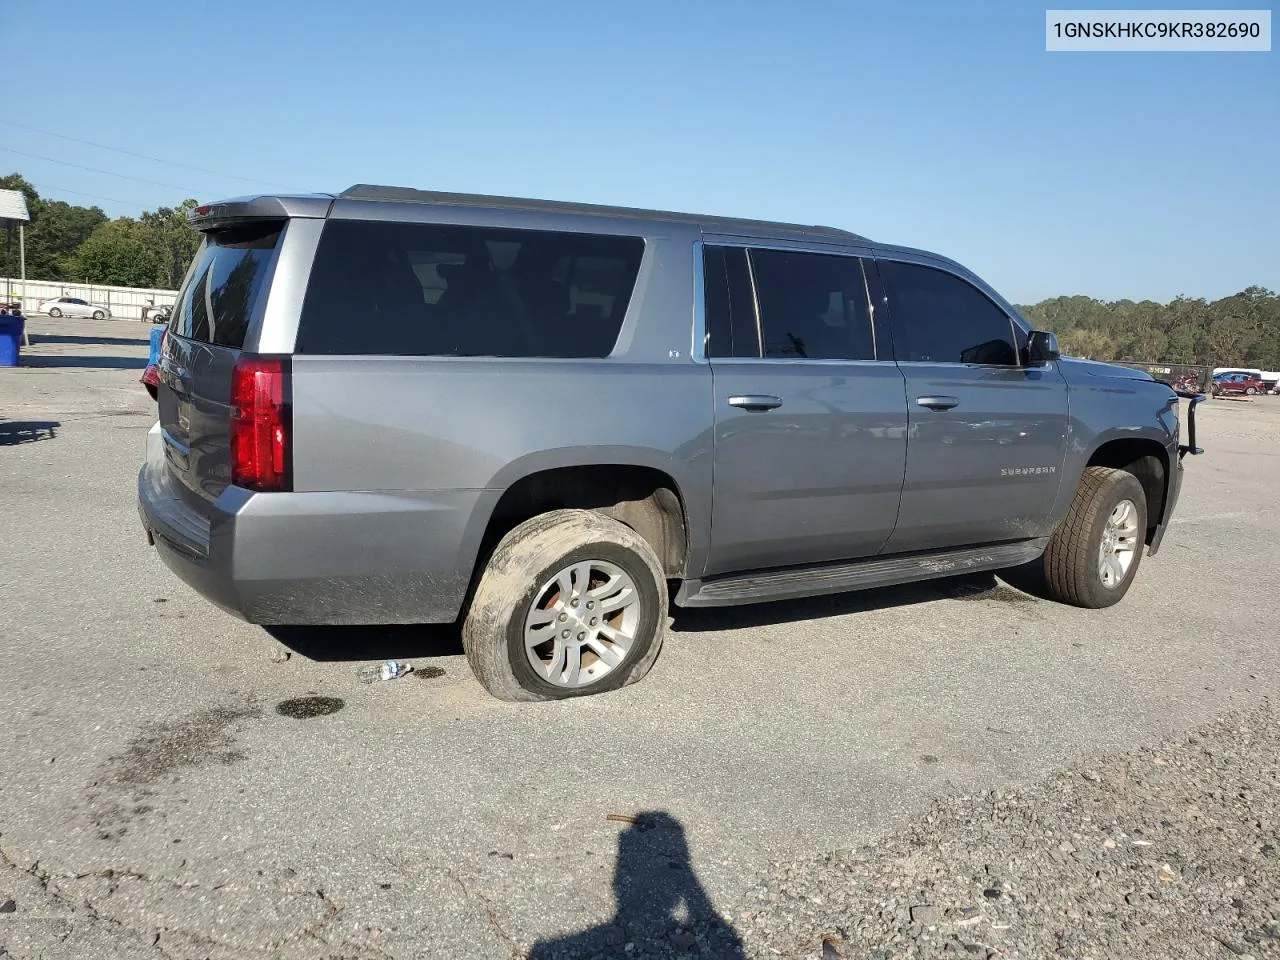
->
xmin=169 ymin=223 xmax=283 ymax=348
xmin=296 ymin=220 xmax=645 ymax=358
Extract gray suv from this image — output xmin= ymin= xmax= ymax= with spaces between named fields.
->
xmin=138 ymin=185 xmax=1200 ymax=701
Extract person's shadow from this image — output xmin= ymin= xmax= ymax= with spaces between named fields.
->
xmin=530 ymin=811 xmax=745 ymax=959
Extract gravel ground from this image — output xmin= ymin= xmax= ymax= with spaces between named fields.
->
xmin=4 ymin=700 xmax=1277 ymax=959
xmin=737 ymin=700 xmax=1280 ymax=960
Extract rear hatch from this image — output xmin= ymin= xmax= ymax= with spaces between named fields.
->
xmin=157 ymin=221 xmax=284 ymax=515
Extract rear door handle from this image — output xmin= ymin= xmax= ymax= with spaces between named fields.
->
xmin=916 ymin=395 xmax=960 ymax=410
xmin=728 ymin=395 xmax=783 ymax=411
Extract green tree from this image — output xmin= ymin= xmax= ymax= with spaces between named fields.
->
xmin=140 ymin=199 xmax=201 ymax=288
xmin=1017 ymin=288 xmax=1280 ymax=368
xmin=24 ymin=199 xmax=108 ymax=278
xmin=1 ymin=174 xmax=40 ymax=278
xmin=0 ymin=174 xmax=106 ymax=281
xmin=1163 ymin=323 xmax=1199 ymax=363
xmin=70 ymin=218 xmax=164 ymax=287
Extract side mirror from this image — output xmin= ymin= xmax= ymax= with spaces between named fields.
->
xmin=1027 ymin=330 xmax=1060 ymax=364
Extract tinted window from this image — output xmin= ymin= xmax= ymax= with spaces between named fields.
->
xmin=878 ymin=260 xmax=1017 ymax=365
xmin=169 ymin=223 xmax=282 ymax=348
xmin=298 ymin=220 xmax=644 ymax=358
xmin=702 ymin=245 xmax=761 ymax=358
xmin=748 ymin=249 xmax=874 ymax=360
xmin=703 ymin=245 xmax=733 ymax=357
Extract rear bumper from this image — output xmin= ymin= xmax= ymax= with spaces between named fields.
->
xmin=137 ymin=423 xmax=484 ymax=625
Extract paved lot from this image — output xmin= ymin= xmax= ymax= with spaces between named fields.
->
xmin=1 ymin=318 xmax=1277 ymax=959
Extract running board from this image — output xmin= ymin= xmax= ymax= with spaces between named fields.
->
xmin=676 ymin=539 xmax=1049 ymax=608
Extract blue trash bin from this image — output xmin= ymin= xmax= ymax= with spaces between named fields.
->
xmin=0 ymin=314 xmax=24 ymax=367
xmin=148 ymin=323 xmax=165 ymax=365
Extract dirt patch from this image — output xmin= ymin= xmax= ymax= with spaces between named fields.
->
xmin=86 ymin=703 xmax=262 ymax=840
xmin=105 ymin=704 xmax=263 ymax=787
xmin=275 ymin=697 xmax=345 ymax=719
xmin=943 ymin=582 xmax=1038 ymax=603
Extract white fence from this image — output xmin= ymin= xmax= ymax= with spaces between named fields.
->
xmin=1 ymin=277 xmax=179 ymax=321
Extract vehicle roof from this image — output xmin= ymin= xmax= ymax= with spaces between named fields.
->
xmin=189 ymin=186 xmax=867 ymax=243
xmin=337 ymin=185 xmax=867 ymax=241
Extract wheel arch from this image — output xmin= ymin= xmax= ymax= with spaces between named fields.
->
xmin=1083 ymin=435 xmax=1172 ymax=543
xmin=462 ymin=450 xmax=702 ymax=594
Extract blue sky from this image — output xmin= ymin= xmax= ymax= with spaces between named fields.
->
xmin=5 ymin=0 xmax=1276 ymax=303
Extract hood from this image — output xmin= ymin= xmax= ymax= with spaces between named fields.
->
xmin=1057 ymin=357 xmax=1156 ymax=382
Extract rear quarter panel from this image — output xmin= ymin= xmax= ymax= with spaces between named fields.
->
xmin=287 ymin=229 xmax=715 ymax=579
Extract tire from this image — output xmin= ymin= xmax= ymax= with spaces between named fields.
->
xmin=1246 ymin=387 xmax=1257 ymax=396
xmin=462 ymin=509 xmax=667 ymax=702
xmin=92 ymin=310 xmax=106 ymax=320
xmin=1040 ymin=466 xmax=1148 ymax=609
xmin=48 ymin=307 xmax=62 ymax=318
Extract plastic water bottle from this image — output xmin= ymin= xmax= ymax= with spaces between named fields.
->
xmin=358 ymin=660 xmax=410 ymax=683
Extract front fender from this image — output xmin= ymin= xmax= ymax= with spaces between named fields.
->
xmin=1051 ymin=382 xmax=1180 ymax=528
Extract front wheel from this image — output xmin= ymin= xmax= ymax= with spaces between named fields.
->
xmin=1245 ymin=387 xmax=1257 ymax=396
xmin=1040 ymin=466 xmax=1148 ymax=608
xmin=92 ymin=310 xmax=106 ymax=320
xmin=48 ymin=307 xmax=62 ymax=318
xmin=462 ymin=509 xmax=667 ymax=701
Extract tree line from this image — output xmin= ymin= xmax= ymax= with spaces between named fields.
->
xmin=1018 ymin=288 xmax=1279 ymax=370
xmin=2 ymin=171 xmax=1276 ymax=368
xmin=0 ymin=173 xmax=200 ymax=291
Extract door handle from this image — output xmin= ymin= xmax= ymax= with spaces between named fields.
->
xmin=728 ymin=395 xmax=783 ymax=411
xmin=916 ymin=395 xmax=960 ymax=410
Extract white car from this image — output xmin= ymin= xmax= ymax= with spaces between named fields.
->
xmin=37 ymin=296 xmax=112 ymax=320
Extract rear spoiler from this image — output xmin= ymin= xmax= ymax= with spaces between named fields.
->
xmin=1174 ymin=390 xmax=1206 ymax=460
xmin=188 ymin=194 xmax=333 ymax=231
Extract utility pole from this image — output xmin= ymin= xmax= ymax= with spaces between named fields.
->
xmin=0 ymin=188 xmax=31 ymax=345
xmin=19 ymin=220 xmax=27 ymax=345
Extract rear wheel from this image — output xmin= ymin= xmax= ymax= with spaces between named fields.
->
xmin=92 ymin=310 xmax=106 ymax=320
xmin=462 ymin=509 xmax=667 ymax=701
xmin=1040 ymin=466 xmax=1148 ymax=608
xmin=48 ymin=307 xmax=62 ymax=318
xmin=1246 ymin=386 xmax=1257 ymax=396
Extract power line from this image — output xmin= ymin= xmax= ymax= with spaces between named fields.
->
xmin=0 ymin=145 xmax=208 ymax=195
xmin=30 ymin=182 xmax=150 ymax=209
xmin=0 ymin=117 xmax=292 ymax=190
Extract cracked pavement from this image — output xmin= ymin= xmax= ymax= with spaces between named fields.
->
xmin=1 ymin=318 xmax=1278 ymax=959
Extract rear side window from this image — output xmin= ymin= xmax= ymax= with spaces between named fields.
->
xmin=702 ymin=245 xmax=762 ymax=358
xmin=297 ymin=220 xmax=645 ymax=358
xmin=877 ymin=260 xmax=1018 ymax=365
xmin=169 ymin=223 xmax=282 ymax=348
xmin=748 ymin=249 xmax=874 ymax=361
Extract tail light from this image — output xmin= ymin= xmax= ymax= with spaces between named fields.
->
xmin=230 ymin=355 xmax=291 ymax=491
xmin=139 ymin=364 xmax=160 ymax=400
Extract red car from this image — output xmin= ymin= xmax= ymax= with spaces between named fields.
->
xmin=1212 ymin=372 xmax=1267 ymax=396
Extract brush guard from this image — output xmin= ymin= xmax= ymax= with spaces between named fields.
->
xmin=1175 ymin=391 xmax=1206 ymax=460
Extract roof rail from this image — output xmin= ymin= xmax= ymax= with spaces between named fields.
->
xmin=338 ymin=184 xmax=865 ymax=241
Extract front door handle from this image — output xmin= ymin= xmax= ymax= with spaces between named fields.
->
xmin=916 ymin=395 xmax=960 ymax=410
xmin=728 ymin=394 xmax=783 ymax=411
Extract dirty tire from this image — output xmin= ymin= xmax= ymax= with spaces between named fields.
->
xmin=462 ymin=509 xmax=667 ymax=702
xmin=1041 ymin=466 xmax=1147 ymax=609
